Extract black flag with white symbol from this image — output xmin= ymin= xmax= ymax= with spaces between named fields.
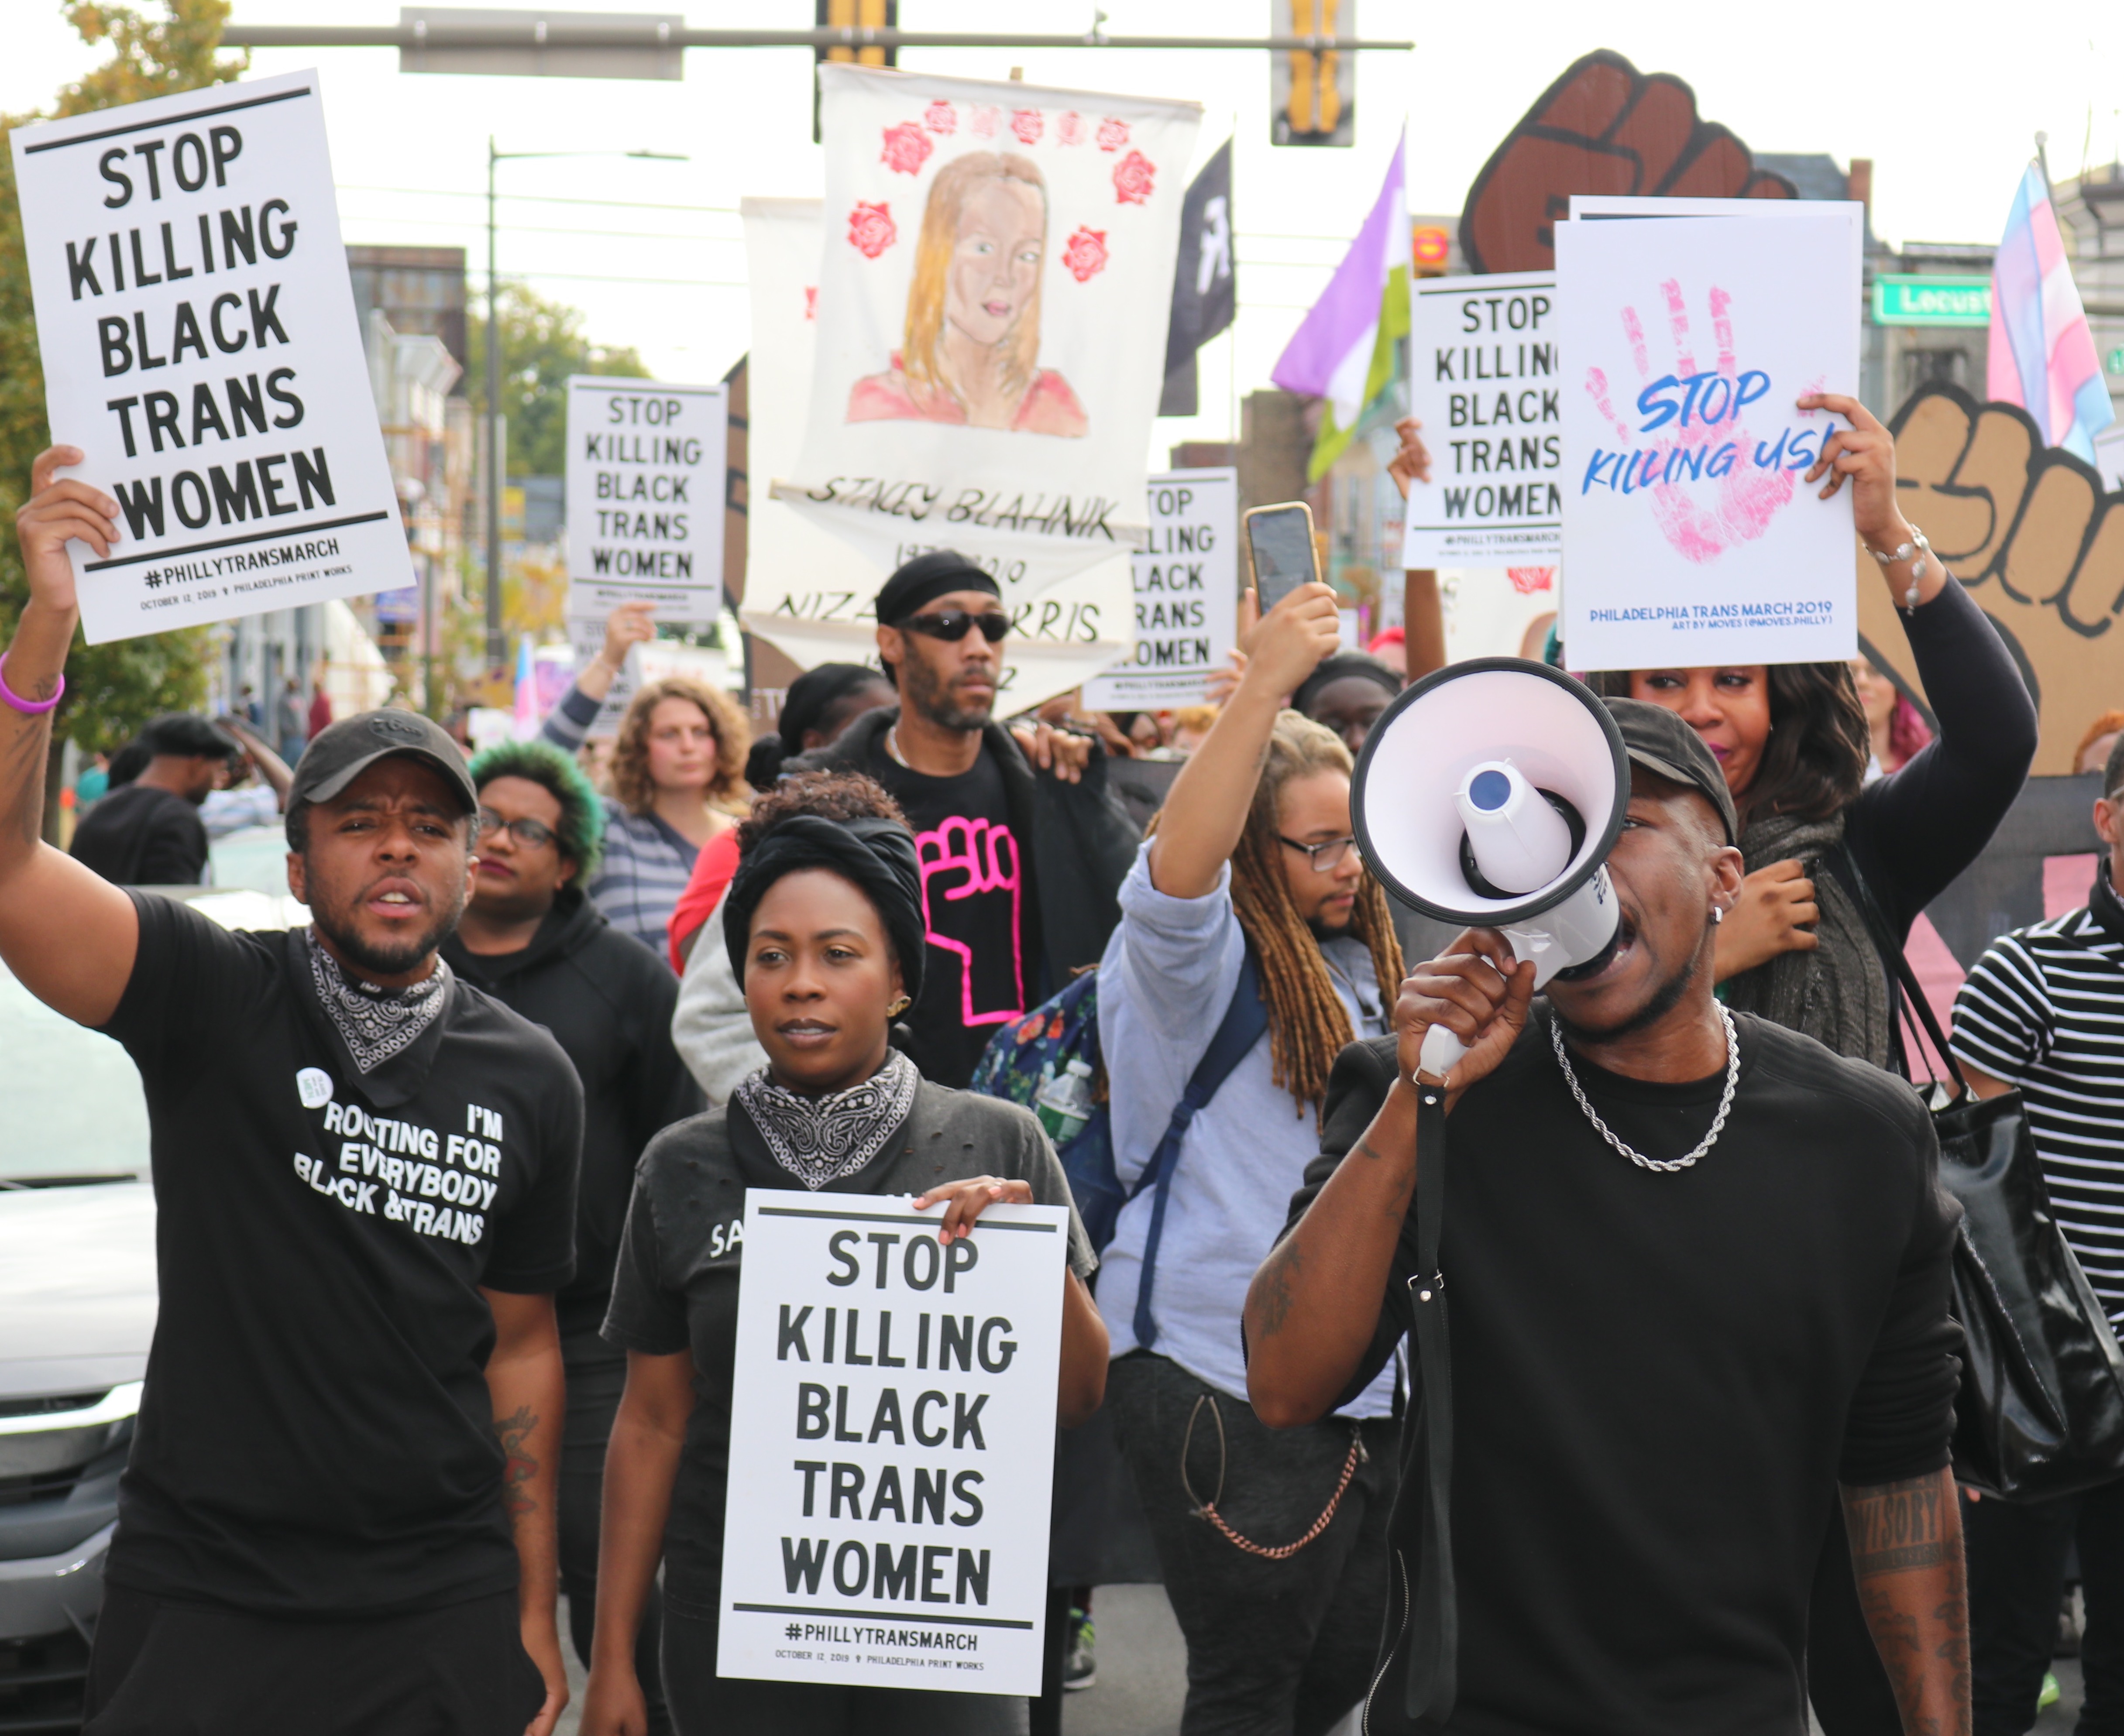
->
xmin=1159 ymin=141 xmax=1236 ymax=417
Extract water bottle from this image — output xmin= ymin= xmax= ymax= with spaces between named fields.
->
xmin=1033 ymin=1058 xmax=1096 ymax=1145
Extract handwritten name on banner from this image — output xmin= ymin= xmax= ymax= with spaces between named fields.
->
xmin=719 ymin=1190 xmax=1065 ymax=1696
xmin=564 ymin=377 xmax=728 ymax=625
xmin=1402 ymin=272 xmax=1563 ymax=566
xmin=1557 ymin=209 xmax=1859 ymax=669
xmin=10 ymin=70 xmax=409 ymax=644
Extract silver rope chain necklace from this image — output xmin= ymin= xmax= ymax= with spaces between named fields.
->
xmin=1549 ymin=1004 xmax=1740 ymax=1173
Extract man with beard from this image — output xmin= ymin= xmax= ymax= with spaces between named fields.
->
xmin=1 ymin=449 xmax=584 ymax=1736
xmin=787 ymin=549 xmax=1138 ymax=1085
xmin=1245 ymin=702 xmax=1971 ymax=1736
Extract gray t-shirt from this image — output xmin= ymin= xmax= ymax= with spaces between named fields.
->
xmin=602 ymin=1077 xmax=1094 ymax=1617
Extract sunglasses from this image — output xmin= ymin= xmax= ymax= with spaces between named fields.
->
xmin=477 ymin=809 xmax=557 ymax=851
xmin=896 ymin=608 xmax=1008 ymax=644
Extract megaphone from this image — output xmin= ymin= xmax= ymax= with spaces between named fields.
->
xmin=1351 ymin=657 xmax=1630 ymax=1079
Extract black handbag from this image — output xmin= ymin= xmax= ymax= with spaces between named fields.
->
xmin=1830 ymin=847 xmax=2124 ymax=1500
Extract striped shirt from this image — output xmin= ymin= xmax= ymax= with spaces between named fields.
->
xmin=1951 ymin=892 xmax=2124 ymax=1324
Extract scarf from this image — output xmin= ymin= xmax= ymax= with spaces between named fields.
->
xmin=732 ymin=1048 xmax=920 ymax=1190
xmin=307 ymin=935 xmax=451 ymax=1076
xmin=1718 ymin=811 xmax=1894 ymax=1070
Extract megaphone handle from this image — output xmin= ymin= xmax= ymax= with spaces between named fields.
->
xmin=1418 ymin=1023 xmax=1468 ymax=1081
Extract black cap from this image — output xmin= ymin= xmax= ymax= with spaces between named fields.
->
xmin=1602 ymin=698 xmax=1739 ymax=845
xmin=141 ymin=713 xmax=240 ymax=762
xmin=286 ymin=710 xmax=478 ymax=844
xmin=873 ymin=550 xmax=1000 ymax=625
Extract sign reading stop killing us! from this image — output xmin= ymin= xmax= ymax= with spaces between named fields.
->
xmin=1083 ymin=467 xmax=1237 ymax=709
xmin=718 ymin=1190 xmax=1066 ymax=1696
xmin=10 ymin=71 xmax=411 ymax=645
xmin=563 ymin=375 xmax=728 ymax=624
xmin=1400 ymin=271 xmax=1564 ymax=566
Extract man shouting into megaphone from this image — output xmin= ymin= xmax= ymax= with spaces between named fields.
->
xmin=1244 ymin=703 xmax=1970 ymax=1736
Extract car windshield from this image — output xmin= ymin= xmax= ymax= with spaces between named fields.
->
xmin=0 ymin=960 xmax=149 ymax=1182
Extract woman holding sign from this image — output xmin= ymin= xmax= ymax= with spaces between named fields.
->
xmin=582 ymin=771 xmax=1106 ymax=1736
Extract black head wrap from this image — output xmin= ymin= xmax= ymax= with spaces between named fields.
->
xmin=1292 ymin=651 xmax=1402 ymax=718
xmin=723 ymin=813 xmax=927 ymax=1001
xmin=745 ymin=663 xmax=887 ymax=788
xmin=873 ymin=549 xmax=999 ymax=624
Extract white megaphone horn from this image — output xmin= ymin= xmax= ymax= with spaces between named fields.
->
xmin=1351 ymin=658 xmax=1631 ymax=1081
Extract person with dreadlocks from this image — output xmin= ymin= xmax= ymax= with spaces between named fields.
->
xmin=1093 ymin=580 xmax=1405 ymax=1736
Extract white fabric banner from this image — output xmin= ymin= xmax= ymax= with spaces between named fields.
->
xmin=10 ymin=70 xmax=411 ymax=644
xmin=1556 ymin=211 xmax=1859 ymax=669
xmin=772 ymin=65 xmax=1201 ymax=596
xmin=718 ymin=1190 xmax=1065 ymax=1696
xmin=563 ymin=375 xmax=727 ymax=624
xmin=738 ymin=196 xmax=1133 ymax=715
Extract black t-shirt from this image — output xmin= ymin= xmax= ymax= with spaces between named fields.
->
xmin=1283 ymin=1009 xmax=1961 ymax=1736
xmin=866 ymin=744 xmax=1027 ymax=1087
xmin=100 ymin=892 xmax=583 ymax=1618
xmin=71 ymin=783 xmax=210 ymax=885
xmin=600 ymin=1080 xmax=1094 ymax=1619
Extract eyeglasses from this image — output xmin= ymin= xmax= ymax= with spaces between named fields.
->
xmin=1279 ymin=834 xmax=1359 ymax=874
xmin=477 ymin=809 xmax=557 ymax=851
xmin=896 ymin=609 xmax=1009 ymax=644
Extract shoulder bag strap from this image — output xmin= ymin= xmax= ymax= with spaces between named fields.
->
xmin=1822 ymin=842 xmax=1968 ymax=1098
xmin=1405 ymin=1075 xmax=1457 ymax=1728
xmin=1130 ymin=950 xmax=1270 ymax=1348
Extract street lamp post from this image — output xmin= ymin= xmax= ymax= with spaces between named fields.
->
xmin=483 ymin=143 xmax=687 ymax=676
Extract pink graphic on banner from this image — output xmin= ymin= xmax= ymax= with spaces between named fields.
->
xmin=970 ymin=103 xmax=999 ymax=137
xmin=1113 ymin=150 xmax=1155 ymax=206
xmin=913 ymin=815 xmax=1025 ymax=1027
xmin=1507 ymin=567 xmax=1555 ymax=595
xmin=1062 ymin=226 xmax=1109 ymax=283
xmin=880 ymin=121 xmax=932 ymax=176
xmin=1010 ymin=108 xmax=1045 ymax=145
xmin=803 ymin=285 xmax=817 ymax=320
xmin=1056 ymin=111 xmax=1084 ymax=145
xmin=847 ymin=201 xmax=897 ymax=258
xmin=1096 ymin=116 xmax=1130 ymax=152
xmin=924 ymin=99 xmax=957 ymax=135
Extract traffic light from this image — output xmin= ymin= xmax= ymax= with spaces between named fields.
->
xmin=816 ymin=0 xmax=897 ymax=141
xmin=1273 ymin=0 xmax=1354 ymax=146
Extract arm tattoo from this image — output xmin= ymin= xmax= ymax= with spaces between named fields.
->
xmin=493 ymin=1405 xmax=539 ymax=1520
xmin=1844 ymin=1472 xmax=1972 ymax=1736
xmin=1847 ymin=1472 xmax=1951 ymax=1575
xmin=1354 ymin=1136 xmax=1390 ymax=1163
xmin=1254 ymin=1239 xmax=1302 ymax=1338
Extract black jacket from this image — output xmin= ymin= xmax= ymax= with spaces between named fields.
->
xmin=443 ymin=890 xmax=702 ymax=1338
xmin=788 ymin=705 xmax=1141 ymax=995
xmin=71 ymin=784 xmax=210 ymax=885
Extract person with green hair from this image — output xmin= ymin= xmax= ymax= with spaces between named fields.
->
xmin=443 ymin=738 xmax=702 ymax=1736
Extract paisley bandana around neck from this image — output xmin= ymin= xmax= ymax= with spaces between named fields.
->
xmin=735 ymin=1048 xmax=920 ymax=1190
xmin=307 ymin=933 xmax=451 ymax=1075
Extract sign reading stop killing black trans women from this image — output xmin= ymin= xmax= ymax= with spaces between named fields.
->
xmin=718 ymin=1191 xmax=1066 ymax=1696
xmin=1083 ymin=468 xmax=1237 ymax=709
xmin=563 ymin=375 xmax=728 ymax=624
xmin=10 ymin=71 xmax=410 ymax=645
xmin=1400 ymin=270 xmax=1563 ymax=566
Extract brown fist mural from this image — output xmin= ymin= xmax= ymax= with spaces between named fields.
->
xmin=1859 ymin=383 xmax=2124 ymax=776
xmin=1459 ymin=50 xmax=1795 ymax=275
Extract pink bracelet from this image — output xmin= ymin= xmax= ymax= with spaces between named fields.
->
xmin=0 ymin=654 xmax=64 ymax=716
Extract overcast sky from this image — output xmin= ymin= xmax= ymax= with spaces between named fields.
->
xmin=8 ymin=1 xmax=2121 ymax=452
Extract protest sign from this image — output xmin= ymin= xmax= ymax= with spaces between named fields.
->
xmin=772 ymin=65 xmax=1201 ymax=599
xmin=1084 ymin=469 xmax=1238 ymax=708
xmin=738 ymin=196 xmax=1134 ymax=713
xmin=563 ymin=375 xmax=726 ymax=624
xmin=1556 ymin=210 xmax=1859 ymax=669
xmin=1400 ymin=272 xmax=1562 ymax=566
xmin=718 ymin=1190 xmax=1066 ymax=1696
xmin=10 ymin=70 xmax=410 ymax=645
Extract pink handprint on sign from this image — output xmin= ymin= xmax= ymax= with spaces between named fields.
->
xmin=1579 ymin=280 xmax=1826 ymax=563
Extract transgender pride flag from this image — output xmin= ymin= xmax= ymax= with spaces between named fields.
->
xmin=1988 ymin=162 xmax=2116 ymax=462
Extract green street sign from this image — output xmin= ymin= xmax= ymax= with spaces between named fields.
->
xmin=1872 ymin=275 xmax=1993 ymax=327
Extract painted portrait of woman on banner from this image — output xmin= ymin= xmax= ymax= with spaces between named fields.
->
xmin=849 ymin=153 xmax=1088 ymax=437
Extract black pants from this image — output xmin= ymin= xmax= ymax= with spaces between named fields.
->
xmin=83 ymin=1585 xmax=543 ymax=1736
xmin=659 ymin=1600 xmax=1029 ymax=1735
xmin=1808 ymin=1501 xmax=1904 ymax=1734
xmin=1106 ymin=1351 xmax=1399 ymax=1736
xmin=1967 ymin=1478 xmax=2124 ymax=1736
xmin=561 ymin=1331 xmax=672 ymax=1735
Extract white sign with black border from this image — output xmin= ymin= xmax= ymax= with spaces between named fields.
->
xmin=1083 ymin=467 xmax=1237 ymax=709
xmin=564 ymin=374 xmax=727 ymax=626
xmin=10 ymin=69 xmax=411 ymax=645
xmin=718 ymin=1190 xmax=1065 ymax=1696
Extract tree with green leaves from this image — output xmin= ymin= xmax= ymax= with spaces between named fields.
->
xmin=468 ymin=281 xmax=648 ymax=477
xmin=0 ymin=0 xmax=248 ymax=832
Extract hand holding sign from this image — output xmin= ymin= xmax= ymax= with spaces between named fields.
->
xmin=15 ymin=447 xmax=120 ymax=618
xmin=1798 ymin=393 xmax=1943 ymax=607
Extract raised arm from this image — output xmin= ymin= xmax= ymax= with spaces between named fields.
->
xmin=0 ymin=447 xmax=140 ymax=1025
xmin=1148 ymin=580 xmax=1341 ymax=899
xmin=1841 ymin=1467 xmax=1970 ymax=1735
xmin=543 ymin=601 xmax=655 ymax=751
xmin=482 ymin=1287 xmax=570 ymax=1736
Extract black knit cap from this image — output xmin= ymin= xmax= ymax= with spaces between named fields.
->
xmin=745 ymin=663 xmax=889 ymax=788
xmin=873 ymin=549 xmax=1000 ymax=625
xmin=723 ymin=814 xmax=928 ymax=1001
xmin=1602 ymin=698 xmax=1740 ymax=845
xmin=1292 ymin=651 xmax=1402 ymax=717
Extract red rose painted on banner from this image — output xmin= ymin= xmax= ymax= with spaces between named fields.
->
xmin=1056 ymin=110 xmax=1084 ymax=145
xmin=847 ymin=201 xmax=896 ymax=258
xmin=1010 ymin=108 xmax=1044 ymax=145
xmin=803 ymin=286 xmax=818 ymax=320
xmin=1062 ymin=227 xmax=1113 ymax=284
xmin=880 ymin=121 xmax=932 ymax=176
xmin=1507 ymin=567 xmax=1556 ymax=596
xmin=1112 ymin=150 xmax=1155 ymax=205
xmin=923 ymin=99 xmax=956 ymax=135
xmin=970 ymin=104 xmax=999 ymax=137
xmin=1096 ymin=116 xmax=1130 ymax=151
xmin=1061 ymin=226 xmax=1109 ymax=283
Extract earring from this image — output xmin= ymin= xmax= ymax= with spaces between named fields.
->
xmin=888 ymin=995 xmax=911 ymax=1017
xmin=1711 ymin=906 xmax=1725 ymax=925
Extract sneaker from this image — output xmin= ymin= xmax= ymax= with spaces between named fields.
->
xmin=1063 ymin=1609 xmax=1096 ymax=1691
xmin=2040 ymin=1671 xmax=2061 ymax=1711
